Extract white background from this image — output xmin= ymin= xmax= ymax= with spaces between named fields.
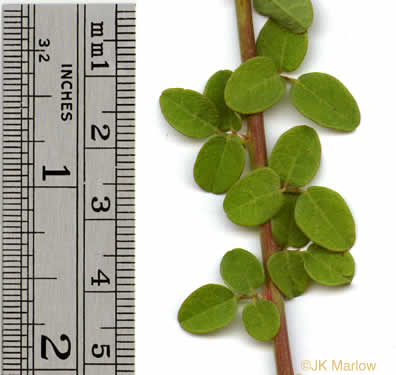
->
xmin=2 ymin=0 xmax=396 ymax=374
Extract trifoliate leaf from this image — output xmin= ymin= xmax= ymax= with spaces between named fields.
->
xmin=160 ymin=88 xmax=221 ymax=138
xmin=223 ymin=168 xmax=284 ymax=227
xmin=303 ymin=244 xmax=355 ymax=286
xmin=290 ymin=73 xmax=361 ymax=132
xmin=271 ymin=193 xmax=309 ymax=248
xmin=224 ymin=57 xmax=286 ymax=114
xmin=178 ymin=284 xmax=237 ymax=334
xmin=295 ymin=186 xmax=356 ymax=252
xmin=242 ymin=299 xmax=280 ymax=341
xmin=257 ymin=20 xmax=308 ymax=72
xmin=204 ymin=70 xmax=242 ymax=131
xmin=220 ymin=249 xmax=265 ymax=295
xmin=194 ymin=135 xmax=246 ymax=194
xmin=267 ymin=251 xmax=308 ymax=298
xmin=269 ymin=125 xmax=321 ymax=188
xmin=253 ymin=0 xmax=313 ymax=34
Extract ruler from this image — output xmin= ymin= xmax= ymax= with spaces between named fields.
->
xmin=2 ymin=4 xmax=136 ymax=375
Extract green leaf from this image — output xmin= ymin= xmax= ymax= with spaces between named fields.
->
xmin=253 ymin=0 xmax=313 ymax=34
xmin=267 ymin=250 xmax=308 ymax=298
xmin=290 ymin=73 xmax=361 ymax=132
xmin=257 ymin=19 xmax=308 ymax=72
xmin=204 ymin=70 xmax=242 ymax=131
xmin=224 ymin=57 xmax=286 ymax=114
xmin=223 ymin=168 xmax=284 ymax=226
xmin=269 ymin=125 xmax=321 ymax=188
xmin=220 ymin=249 xmax=265 ymax=294
xmin=295 ymin=186 xmax=356 ymax=252
xmin=303 ymin=244 xmax=355 ymax=286
xmin=271 ymin=193 xmax=309 ymax=248
xmin=242 ymin=299 xmax=280 ymax=341
xmin=160 ymin=88 xmax=221 ymax=138
xmin=178 ymin=284 xmax=237 ymax=334
xmin=194 ymin=135 xmax=246 ymax=194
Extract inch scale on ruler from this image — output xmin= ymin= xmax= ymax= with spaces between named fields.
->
xmin=2 ymin=4 xmax=136 ymax=375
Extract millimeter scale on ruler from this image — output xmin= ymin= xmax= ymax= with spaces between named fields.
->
xmin=2 ymin=4 xmax=136 ymax=375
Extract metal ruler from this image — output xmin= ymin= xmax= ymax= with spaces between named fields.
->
xmin=2 ymin=4 xmax=136 ymax=375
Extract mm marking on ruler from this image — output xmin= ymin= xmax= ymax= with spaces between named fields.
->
xmin=2 ymin=4 xmax=136 ymax=375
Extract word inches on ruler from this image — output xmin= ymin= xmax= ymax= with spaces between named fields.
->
xmin=61 ymin=64 xmax=74 ymax=122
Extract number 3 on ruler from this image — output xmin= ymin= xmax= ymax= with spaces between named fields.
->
xmin=91 ymin=196 xmax=111 ymax=212
xmin=41 ymin=334 xmax=71 ymax=360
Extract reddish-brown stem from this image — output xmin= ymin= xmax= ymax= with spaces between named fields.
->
xmin=234 ymin=1 xmax=294 ymax=375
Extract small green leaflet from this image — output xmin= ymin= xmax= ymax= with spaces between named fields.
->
xmin=271 ymin=193 xmax=309 ymax=248
xmin=223 ymin=168 xmax=284 ymax=227
xmin=290 ymin=73 xmax=361 ymax=132
xmin=160 ymin=88 xmax=221 ymax=138
xmin=303 ymin=244 xmax=355 ymax=286
xmin=204 ymin=70 xmax=242 ymax=131
xmin=220 ymin=249 xmax=265 ymax=295
xmin=295 ymin=186 xmax=356 ymax=252
xmin=242 ymin=299 xmax=280 ymax=341
xmin=178 ymin=284 xmax=237 ymax=334
xmin=257 ymin=20 xmax=308 ymax=72
xmin=194 ymin=135 xmax=246 ymax=194
xmin=267 ymin=251 xmax=308 ymax=298
xmin=269 ymin=125 xmax=321 ymax=188
xmin=224 ymin=57 xmax=286 ymax=114
xmin=253 ymin=0 xmax=313 ymax=34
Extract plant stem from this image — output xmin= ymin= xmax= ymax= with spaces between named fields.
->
xmin=234 ymin=1 xmax=294 ymax=375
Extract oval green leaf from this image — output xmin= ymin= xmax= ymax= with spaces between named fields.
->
xmin=223 ymin=168 xmax=284 ymax=227
xmin=253 ymin=0 xmax=313 ymax=34
xmin=204 ymin=70 xmax=242 ymax=131
xmin=178 ymin=284 xmax=237 ymax=334
xmin=290 ymin=73 xmax=361 ymax=132
xmin=257 ymin=20 xmax=308 ymax=72
xmin=267 ymin=250 xmax=308 ymax=298
xmin=295 ymin=186 xmax=356 ymax=252
xmin=194 ymin=135 xmax=246 ymax=194
xmin=269 ymin=125 xmax=321 ymax=188
xmin=160 ymin=88 xmax=221 ymax=138
xmin=271 ymin=193 xmax=309 ymax=248
xmin=303 ymin=244 xmax=355 ymax=286
xmin=242 ymin=299 xmax=280 ymax=341
xmin=220 ymin=249 xmax=265 ymax=295
xmin=224 ymin=57 xmax=286 ymax=114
